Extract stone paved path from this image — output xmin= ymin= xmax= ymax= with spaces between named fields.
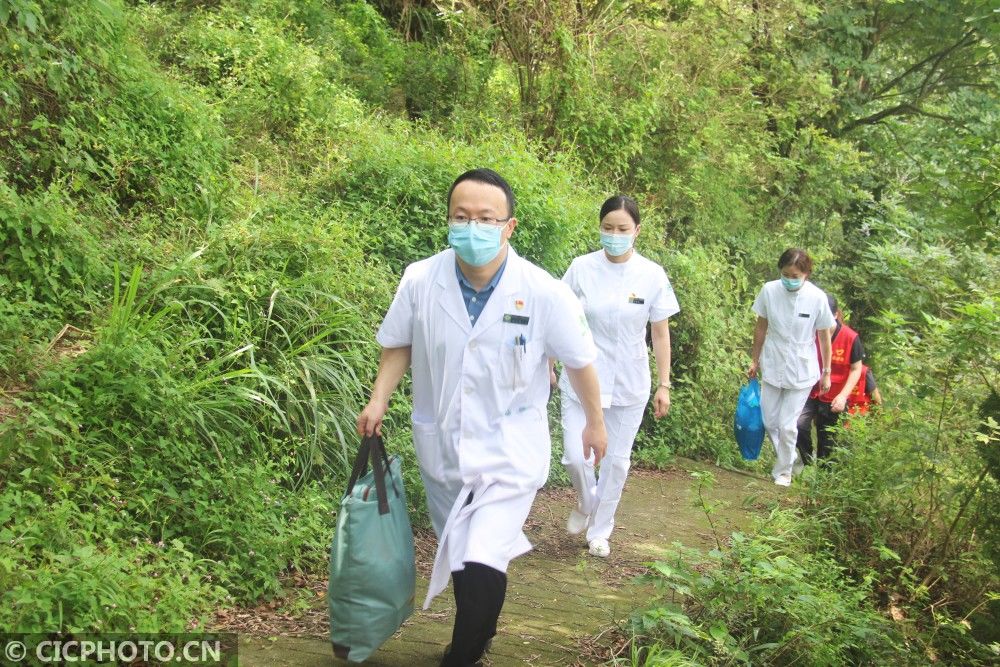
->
xmin=236 ymin=460 xmax=774 ymax=666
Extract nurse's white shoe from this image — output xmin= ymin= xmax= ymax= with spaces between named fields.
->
xmin=774 ymin=474 xmax=792 ymax=487
xmin=566 ymin=509 xmax=590 ymax=536
xmin=588 ymin=538 xmax=610 ymax=558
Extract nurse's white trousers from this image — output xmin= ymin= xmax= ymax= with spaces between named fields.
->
xmin=760 ymin=381 xmax=812 ymax=480
xmin=560 ymin=395 xmax=646 ymax=542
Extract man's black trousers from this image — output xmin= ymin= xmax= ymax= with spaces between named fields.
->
xmin=439 ymin=562 xmax=507 ymax=667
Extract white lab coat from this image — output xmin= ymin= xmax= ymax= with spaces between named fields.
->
xmin=558 ymin=250 xmax=680 ymax=407
xmin=752 ymin=280 xmax=835 ymax=389
xmin=376 ymin=247 xmax=596 ymax=607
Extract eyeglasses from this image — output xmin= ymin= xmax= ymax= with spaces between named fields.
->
xmin=447 ymin=216 xmax=512 ymax=228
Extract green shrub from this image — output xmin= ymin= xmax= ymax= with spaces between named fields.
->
xmin=0 ymin=182 xmax=108 ymax=325
xmin=631 ymin=278 xmax=1000 ymax=666
xmin=145 ymin=4 xmax=348 ymax=145
xmin=0 ymin=489 xmax=225 ymax=632
xmin=0 ymin=259 xmax=369 ymax=611
xmin=311 ymin=117 xmax=601 ymax=274
xmin=632 ymin=241 xmax=763 ymax=468
xmin=304 ymin=0 xmax=406 ymax=109
xmin=1 ymin=0 xmax=231 ymax=223
xmin=797 ymin=382 xmax=1000 ymax=659
xmin=164 ymin=458 xmax=336 ymax=600
xmin=633 ymin=520 xmax=909 ymax=666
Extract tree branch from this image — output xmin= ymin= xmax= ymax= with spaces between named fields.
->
xmin=868 ymin=30 xmax=977 ymax=101
xmin=912 ymin=108 xmax=967 ymax=127
xmin=833 ymin=103 xmax=915 ymax=135
xmin=833 ymin=102 xmax=968 ymax=136
xmin=974 ymin=185 xmax=1000 ymax=217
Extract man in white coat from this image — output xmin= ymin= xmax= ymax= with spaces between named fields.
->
xmin=357 ymin=168 xmax=608 ymax=667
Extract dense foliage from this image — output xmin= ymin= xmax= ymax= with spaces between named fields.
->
xmin=1 ymin=0 xmax=996 ymax=661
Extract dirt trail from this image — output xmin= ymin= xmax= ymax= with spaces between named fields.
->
xmin=233 ymin=459 xmax=775 ymax=666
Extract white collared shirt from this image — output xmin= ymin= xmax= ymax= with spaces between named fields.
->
xmin=558 ymin=250 xmax=680 ymax=407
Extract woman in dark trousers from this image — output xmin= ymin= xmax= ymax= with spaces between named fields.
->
xmin=796 ymin=293 xmax=865 ymax=466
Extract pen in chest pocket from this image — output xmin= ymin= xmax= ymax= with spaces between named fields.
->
xmin=512 ymin=336 xmax=520 ymax=388
xmin=512 ymin=334 xmax=528 ymax=388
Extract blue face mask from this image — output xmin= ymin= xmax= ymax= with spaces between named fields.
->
xmin=449 ymin=222 xmax=507 ymax=267
xmin=781 ymin=276 xmax=804 ymax=291
xmin=601 ymin=232 xmax=634 ymax=257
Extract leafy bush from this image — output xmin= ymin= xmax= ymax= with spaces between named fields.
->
xmin=634 ymin=524 xmax=908 ymax=666
xmin=310 ymin=117 xmax=602 ymax=274
xmin=631 ymin=282 xmax=1000 ymax=664
xmin=633 ymin=242 xmax=760 ymax=467
xmin=794 ymin=289 xmax=1000 ymax=661
xmin=0 ymin=491 xmax=226 ymax=632
xmin=0 ymin=183 xmax=106 ymax=312
xmin=1 ymin=0 xmax=231 ymax=222
xmin=0 ymin=257 xmax=369 ymax=613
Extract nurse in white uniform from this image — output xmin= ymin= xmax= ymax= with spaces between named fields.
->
xmin=357 ymin=169 xmax=608 ymax=667
xmin=748 ymin=248 xmax=834 ymax=487
xmin=557 ymin=195 xmax=680 ymax=559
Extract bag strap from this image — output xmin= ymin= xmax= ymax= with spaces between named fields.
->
xmin=373 ymin=437 xmax=402 ymax=501
xmin=369 ymin=436 xmax=390 ymax=516
xmin=345 ymin=435 xmax=374 ymax=497
xmin=345 ymin=434 xmax=398 ymax=516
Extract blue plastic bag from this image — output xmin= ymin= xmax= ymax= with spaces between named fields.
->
xmin=734 ymin=379 xmax=765 ymax=461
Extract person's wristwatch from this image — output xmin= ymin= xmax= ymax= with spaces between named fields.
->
xmin=822 ymin=368 xmax=832 ymax=374
xmin=658 ymin=381 xmax=672 ymax=389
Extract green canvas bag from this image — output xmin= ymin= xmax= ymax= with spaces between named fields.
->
xmin=329 ymin=434 xmax=415 ymax=662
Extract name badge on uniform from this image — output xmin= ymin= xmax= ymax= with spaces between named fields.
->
xmin=798 ymin=313 xmax=811 ymax=318
xmin=504 ymin=314 xmax=530 ymax=325
xmin=628 ymin=295 xmax=645 ymax=304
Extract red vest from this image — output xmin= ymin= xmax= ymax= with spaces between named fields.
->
xmin=846 ymin=364 xmax=870 ymax=414
xmin=811 ymin=324 xmax=861 ymax=403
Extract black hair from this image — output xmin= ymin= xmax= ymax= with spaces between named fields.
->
xmin=826 ymin=293 xmax=838 ymax=314
xmin=599 ymin=194 xmax=640 ymax=227
xmin=447 ymin=168 xmax=515 ymax=218
xmin=777 ymin=247 xmax=813 ymax=274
